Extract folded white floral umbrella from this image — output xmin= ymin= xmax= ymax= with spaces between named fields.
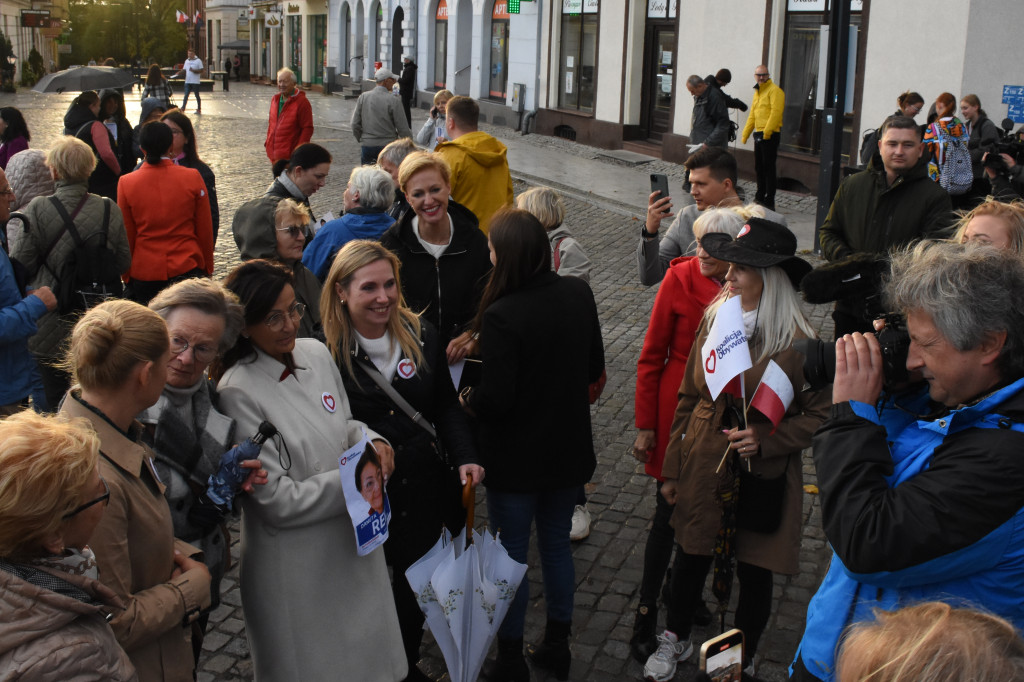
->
xmin=405 ymin=479 xmax=526 ymax=682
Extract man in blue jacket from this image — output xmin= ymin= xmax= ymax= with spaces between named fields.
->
xmin=792 ymin=240 xmax=1024 ymax=681
xmin=0 ymin=166 xmax=57 ymax=414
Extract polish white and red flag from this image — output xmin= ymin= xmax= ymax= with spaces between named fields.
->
xmin=749 ymin=360 xmax=794 ymax=432
xmin=193 ymin=10 xmax=202 ymax=22
xmin=700 ymin=295 xmax=752 ymax=401
xmin=176 ymin=9 xmax=188 ymax=22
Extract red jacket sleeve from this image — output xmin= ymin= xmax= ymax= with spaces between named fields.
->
xmin=265 ymin=95 xmax=279 ymax=158
xmin=297 ymin=97 xmax=314 ymax=147
xmin=635 ymin=270 xmax=680 ymax=430
xmin=117 ymin=181 xmax=136 ymax=280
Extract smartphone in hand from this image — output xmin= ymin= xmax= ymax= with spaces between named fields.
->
xmin=650 ymin=174 xmax=671 ymax=213
xmin=699 ymin=628 xmax=744 ymax=681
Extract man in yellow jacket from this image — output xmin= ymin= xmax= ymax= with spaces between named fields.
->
xmin=741 ymin=65 xmax=785 ymax=210
xmin=435 ymin=96 xmax=514 ymax=234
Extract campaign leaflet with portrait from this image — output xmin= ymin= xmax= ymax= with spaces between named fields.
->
xmin=338 ymin=433 xmax=391 ymax=556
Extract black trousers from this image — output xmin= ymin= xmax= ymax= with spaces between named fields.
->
xmin=754 ymin=132 xmax=780 ymax=210
xmin=638 ymin=486 xmax=676 ymax=607
xmin=125 ymin=268 xmax=206 ymax=306
xmin=665 ymin=549 xmax=774 ymax=656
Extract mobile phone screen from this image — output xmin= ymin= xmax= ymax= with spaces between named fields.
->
xmin=700 ymin=629 xmax=744 ymax=682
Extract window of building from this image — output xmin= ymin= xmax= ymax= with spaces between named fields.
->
xmin=287 ymin=14 xmax=302 ymax=82
xmin=311 ymin=14 xmax=326 ymax=84
xmin=557 ymin=0 xmax=598 ymax=112
xmin=434 ymin=0 xmax=448 ymax=88
xmin=489 ymin=0 xmax=510 ymax=100
xmin=779 ymin=0 xmax=863 ymax=157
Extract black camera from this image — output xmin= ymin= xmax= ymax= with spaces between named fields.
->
xmin=796 ymin=254 xmax=912 ymax=390
xmin=982 ymin=118 xmax=1024 ymax=175
xmin=795 ymin=313 xmax=911 ymax=391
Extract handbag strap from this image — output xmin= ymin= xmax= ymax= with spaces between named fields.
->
xmin=355 ymin=355 xmax=437 ymax=439
xmin=39 ymin=194 xmax=90 ymax=280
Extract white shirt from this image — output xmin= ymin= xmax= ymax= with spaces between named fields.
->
xmin=184 ymin=56 xmax=203 ymax=84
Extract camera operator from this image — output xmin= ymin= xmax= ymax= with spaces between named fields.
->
xmin=983 ymin=150 xmax=1024 ymax=201
xmin=791 ymin=241 xmax=1024 ymax=682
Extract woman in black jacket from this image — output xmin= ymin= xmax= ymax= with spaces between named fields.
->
xmin=379 ymin=151 xmax=491 ymax=373
xmin=460 ymin=208 xmax=605 ymax=682
xmin=961 ymin=93 xmax=1002 ymax=209
xmin=161 ymin=110 xmax=220 ymax=240
xmin=321 ymin=239 xmax=484 ymax=682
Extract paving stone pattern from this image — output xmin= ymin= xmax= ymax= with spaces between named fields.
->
xmin=11 ymin=84 xmax=833 ymax=681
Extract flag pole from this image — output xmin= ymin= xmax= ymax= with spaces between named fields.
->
xmin=741 ymin=377 xmax=751 ymax=472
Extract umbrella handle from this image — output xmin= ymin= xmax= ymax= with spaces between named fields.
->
xmin=462 ymin=472 xmax=475 ymax=538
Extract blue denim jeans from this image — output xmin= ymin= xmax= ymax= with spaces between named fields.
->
xmin=181 ymin=83 xmax=201 ymax=111
xmin=487 ymin=486 xmax=577 ymax=639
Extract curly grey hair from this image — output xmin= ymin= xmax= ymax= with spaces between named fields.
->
xmin=886 ymin=240 xmax=1024 ymax=378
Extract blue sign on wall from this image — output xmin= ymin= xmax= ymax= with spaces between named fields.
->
xmin=1003 ymin=85 xmax=1024 ymax=124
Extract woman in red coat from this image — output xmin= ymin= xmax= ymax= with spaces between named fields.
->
xmin=118 ymin=121 xmax=213 ymax=305
xmin=629 ymin=206 xmax=747 ymax=660
xmin=265 ymin=68 xmax=314 ymax=165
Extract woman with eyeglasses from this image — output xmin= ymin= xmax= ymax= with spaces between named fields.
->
xmin=213 ymin=259 xmax=406 ymax=682
xmin=136 ymin=278 xmax=267 ymax=658
xmin=59 ymin=298 xmax=212 ymax=682
xmin=0 ymin=409 xmax=137 ymax=680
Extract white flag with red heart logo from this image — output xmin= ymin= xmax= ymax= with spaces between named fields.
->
xmin=700 ymin=295 xmax=752 ymax=400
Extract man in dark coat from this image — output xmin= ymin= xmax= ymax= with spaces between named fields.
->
xmin=818 ymin=115 xmax=953 ymax=336
xmin=703 ymin=68 xmax=747 ymax=112
xmin=686 ymin=75 xmax=730 ymax=150
xmin=398 ymin=55 xmax=417 ymax=127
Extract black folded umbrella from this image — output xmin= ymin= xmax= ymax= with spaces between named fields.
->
xmin=33 ymin=66 xmax=137 ymax=93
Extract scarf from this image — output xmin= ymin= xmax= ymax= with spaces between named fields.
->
xmin=138 ymin=379 xmax=235 ymax=489
xmin=30 ymin=546 xmax=99 ymax=581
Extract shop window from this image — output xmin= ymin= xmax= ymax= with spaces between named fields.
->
xmin=779 ymin=2 xmax=862 ymax=157
xmin=558 ymin=0 xmax=598 ymax=113
xmin=489 ymin=0 xmax=509 ymax=100
xmin=434 ymin=0 xmax=448 ymax=88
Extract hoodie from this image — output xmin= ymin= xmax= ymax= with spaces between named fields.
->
xmin=435 ymin=131 xmax=514 ymax=233
xmin=62 ymin=101 xmax=120 ymax=199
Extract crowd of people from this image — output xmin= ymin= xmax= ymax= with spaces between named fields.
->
xmin=3 ymin=58 xmax=1024 ymax=682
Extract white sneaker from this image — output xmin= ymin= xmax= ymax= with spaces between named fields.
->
xmin=743 ymin=654 xmax=760 ymax=677
xmin=569 ymin=504 xmax=591 ymax=541
xmin=643 ymin=630 xmax=693 ymax=682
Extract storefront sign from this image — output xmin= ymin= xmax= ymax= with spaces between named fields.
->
xmin=265 ymin=12 xmax=282 ymax=26
xmin=788 ymin=0 xmax=862 ymax=10
xmin=493 ymin=1 xmax=510 ymax=19
xmin=562 ymin=0 xmax=582 ymax=13
xmin=583 ymin=0 xmax=598 ymax=13
xmin=436 ymin=0 xmax=448 ymax=20
xmin=20 ymin=9 xmax=51 ymax=28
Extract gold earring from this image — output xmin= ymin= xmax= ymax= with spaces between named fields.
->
xmin=339 ymin=299 xmax=346 ymax=305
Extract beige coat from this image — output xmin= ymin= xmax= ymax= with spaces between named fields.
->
xmin=62 ymin=393 xmax=211 ymax=682
xmin=0 ymin=564 xmax=138 ymax=681
xmin=216 ymin=339 xmax=406 ymax=682
xmin=662 ymin=326 xmax=830 ymax=575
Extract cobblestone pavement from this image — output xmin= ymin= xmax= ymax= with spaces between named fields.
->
xmin=6 ymin=83 xmax=833 ymax=681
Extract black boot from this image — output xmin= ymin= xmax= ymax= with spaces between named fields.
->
xmin=630 ymin=603 xmax=658 ymax=663
xmin=527 ymin=620 xmax=571 ymax=681
xmin=492 ymin=637 xmax=529 ymax=682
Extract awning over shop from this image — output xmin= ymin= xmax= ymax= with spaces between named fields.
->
xmin=218 ymin=39 xmax=250 ymax=52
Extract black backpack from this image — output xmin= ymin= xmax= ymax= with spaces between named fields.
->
xmin=42 ymin=195 xmax=124 ymax=314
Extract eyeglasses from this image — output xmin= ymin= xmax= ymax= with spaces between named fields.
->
xmin=276 ymin=225 xmax=307 ymax=239
xmin=63 ymin=477 xmax=110 ymax=519
xmin=754 ymin=72 xmax=769 ymax=79
xmin=0 ymin=186 xmax=14 ymax=196
xmin=262 ymin=301 xmax=306 ymax=332
xmin=170 ymin=335 xmax=218 ymax=364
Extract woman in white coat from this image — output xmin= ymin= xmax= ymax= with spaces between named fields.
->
xmin=213 ymin=259 xmax=406 ymax=682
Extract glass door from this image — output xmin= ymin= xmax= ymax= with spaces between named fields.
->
xmin=640 ymin=24 xmax=674 ymax=140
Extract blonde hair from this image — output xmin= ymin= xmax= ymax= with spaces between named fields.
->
xmin=320 ymin=240 xmax=425 ymax=380
xmin=692 ymin=206 xmax=747 ymax=242
xmin=433 ymin=89 xmax=454 ymax=106
xmin=63 ymin=299 xmax=170 ymax=391
xmin=516 ymin=187 xmax=565 ymax=230
xmin=837 ymin=602 xmax=1024 ymax=682
xmin=398 ymin=151 xmax=451 ymax=193
xmin=149 ymin=278 xmax=245 ymax=354
xmin=702 ymin=265 xmax=816 ymax=363
xmin=0 ymin=410 xmax=100 ymax=559
xmin=953 ymin=198 xmax=1024 ymax=255
xmin=274 ymin=197 xmax=312 ymax=226
xmin=47 ymin=136 xmax=98 ymax=184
